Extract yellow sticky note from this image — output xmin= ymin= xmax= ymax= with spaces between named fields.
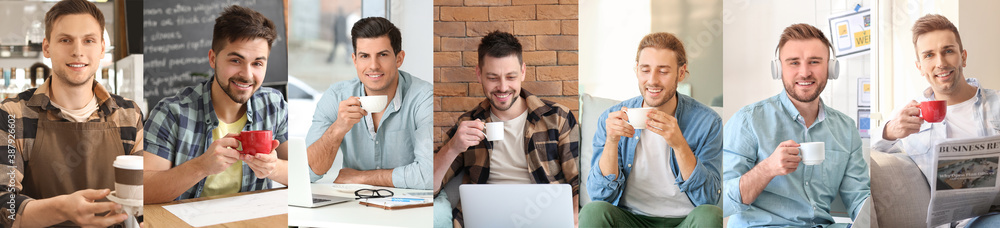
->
xmin=838 ymin=24 xmax=848 ymax=36
xmin=863 ymin=84 xmax=870 ymax=92
xmin=854 ymin=30 xmax=871 ymax=47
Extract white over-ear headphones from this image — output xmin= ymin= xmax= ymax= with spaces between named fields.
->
xmin=770 ymin=44 xmax=839 ymax=80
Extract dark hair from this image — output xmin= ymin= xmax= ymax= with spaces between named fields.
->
xmin=777 ymin=23 xmax=833 ymax=56
xmin=212 ymin=5 xmax=278 ymax=53
xmin=45 ymin=0 xmax=105 ymax=40
xmin=351 ymin=17 xmax=402 ymax=55
xmin=912 ymin=14 xmax=963 ymax=51
xmin=635 ymin=32 xmax=686 ymax=66
xmin=477 ymin=31 xmax=523 ymax=67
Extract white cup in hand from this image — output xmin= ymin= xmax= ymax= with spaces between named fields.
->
xmin=359 ymin=95 xmax=388 ymax=113
xmin=626 ymin=108 xmax=653 ymax=130
xmin=798 ymin=142 xmax=825 ymax=165
xmin=113 ymin=155 xmax=143 ymax=200
xmin=485 ymin=122 xmax=504 ymax=141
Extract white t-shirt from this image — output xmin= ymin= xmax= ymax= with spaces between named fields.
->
xmin=945 ymin=95 xmax=980 ymax=139
xmin=50 ymin=96 xmax=98 ymax=122
xmin=487 ymin=110 xmax=532 ymax=184
xmin=620 ymin=129 xmax=695 ymax=218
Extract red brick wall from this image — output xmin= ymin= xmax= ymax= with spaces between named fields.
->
xmin=433 ymin=0 xmax=579 ymax=148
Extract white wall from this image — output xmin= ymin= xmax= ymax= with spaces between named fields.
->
xmin=391 ymin=0 xmax=433 ymax=83
xmin=580 ymin=0 xmax=723 ymax=107
xmin=651 ymin=0 xmax=724 ymax=106
xmin=579 ymin=0 xmax=651 ymax=101
xmin=957 ymin=0 xmax=1000 ymax=91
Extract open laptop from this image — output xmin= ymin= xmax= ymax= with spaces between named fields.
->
xmin=460 ymin=184 xmax=574 ymax=228
xmin=287 ymin=137 xmax=353 ymax=208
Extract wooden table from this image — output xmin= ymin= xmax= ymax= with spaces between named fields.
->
xmin=143 ymin=188 xmax=288 ymax=227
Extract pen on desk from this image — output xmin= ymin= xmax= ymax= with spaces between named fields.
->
xmin=389 ymin=197 xmax=425 ymax=202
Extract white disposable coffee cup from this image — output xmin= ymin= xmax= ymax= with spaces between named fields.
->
xmin=485 ymin=122 xmax=504 ymax=141
xmin=799 ymin=142 xmax=825 ymax=165
xmin=626 ymin=108 xmax=654 ymax=129
xmin=359 ymin=95 xmax=388 ymax=113
xmin=113 ymin=155 xmax=143 ymax=200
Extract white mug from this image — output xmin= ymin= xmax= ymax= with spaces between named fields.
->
xmin=485 ymin=122 xmax=504 ymax=141
xmin=799 ymin=142 xmax=825 ymax=165
xmin=626 ymin=108 xmax=654 ymax=130
xmin=359 ymin=95 xmax=388 ymax=113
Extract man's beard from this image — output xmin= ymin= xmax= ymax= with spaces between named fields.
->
xmin=215 ymin=71 xmax=255 ymax=104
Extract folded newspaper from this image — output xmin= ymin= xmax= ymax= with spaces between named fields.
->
xmin=928 ymin=135 xmax=1000 ymax=226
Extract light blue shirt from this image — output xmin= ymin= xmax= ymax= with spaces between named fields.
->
xmin=305 ymin=71 xmax=433 ymax=190
xmin=723 ymin=91 xmax=870 ymax=227
xmin=588 ymin=94 xmax=723 ymax=209
xmin=872 ymin=78 xmax=1000 ymax=189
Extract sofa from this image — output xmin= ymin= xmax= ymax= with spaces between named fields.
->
xmin=869 ymin=150 xmax=930 ymax=228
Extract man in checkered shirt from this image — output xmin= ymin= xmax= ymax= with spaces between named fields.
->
xmin=433 ymin=31 xmax=581 ymax=227
xmin=142 ymin=5 xmax=289 ymax=203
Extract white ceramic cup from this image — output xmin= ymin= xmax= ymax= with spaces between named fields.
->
xmin=799 ymin=142 xmax=825 ymax=165
xmin=485 ymin=122 xmax=504 ymax=141
xmin=359 ymin=95 xmax=388 ymax=113
xmin=113 ymin=155 xmax=143 ymax=200
xmin=626 ymin=108 xmax=654 ymax=129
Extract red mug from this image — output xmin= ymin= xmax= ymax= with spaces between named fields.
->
xmin=920 ymin=100 xmax=946 ymax=123
xmin=232 ymin=130 xmax=273 ymax=155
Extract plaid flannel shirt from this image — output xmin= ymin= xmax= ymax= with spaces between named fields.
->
xmin=438 ymin=89 xmax=580 ymax=226
xmin=0 ymin=81 xmax=143 ymax=227
xmin=144 ymin=77 xmax=288 ymax=201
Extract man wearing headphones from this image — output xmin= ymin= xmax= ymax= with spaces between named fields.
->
xmin=722 ymin=23 xmax=870 ymax=227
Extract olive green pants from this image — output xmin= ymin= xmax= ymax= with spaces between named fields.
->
xmin=579 ymin=201 xmax=722 ymax=228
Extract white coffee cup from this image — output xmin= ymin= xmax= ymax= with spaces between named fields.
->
xmin=359 ymin=95 xmax=388 ymax=113
xmin=626 ymin=108 xmax=654 ymax=130
xmin=113 ymin=155 xmax=143 ymax=200
xmin=799 ymin=142 xmax=825 ymax=165
xmin=485 ymin=122 xmax=504 ymax=141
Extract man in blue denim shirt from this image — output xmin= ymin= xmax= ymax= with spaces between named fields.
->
xmin=305 ymin=17 xmax=433 ymax=190
xmin=581 ymin=32 xmax=723 ymax=227
xmin=723 ymin=24 xmax=869 ymax=227
xmin=872 ymin=14 xmax=1000 ymax=227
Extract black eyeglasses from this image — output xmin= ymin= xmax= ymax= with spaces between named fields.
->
xmin=355 ymin=189 xmax=393 ymax=200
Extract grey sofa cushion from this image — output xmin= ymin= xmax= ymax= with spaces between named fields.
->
xmin=579 ymin=93 xmax=624 ymax=206
xmin=870 ymin=150 xmax=929 ymax=228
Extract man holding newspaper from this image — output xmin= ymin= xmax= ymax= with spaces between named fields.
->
xmin=872 ymin=14 xmax=1000 ymax=227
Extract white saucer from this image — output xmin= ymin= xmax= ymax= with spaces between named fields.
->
xmin=107 ymin=191 xmax=142 ymax=207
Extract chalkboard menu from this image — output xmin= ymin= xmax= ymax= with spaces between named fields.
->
xmin=143 ymin=0 xmax=288 ymax=108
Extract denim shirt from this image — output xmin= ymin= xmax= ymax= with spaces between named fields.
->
xmin=723 ymin=91 xmax=869 ymax=227
xmin=305 ymin=71 xmax=433 ymax=190
xmin=872 ymin=78 xmax=1000 ymax=186
xmin=588 ymin=93 xmax=723 ymax=208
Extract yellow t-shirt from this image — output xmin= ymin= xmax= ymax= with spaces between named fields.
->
xmin=201 ymin=115 xmax=248 ymax=197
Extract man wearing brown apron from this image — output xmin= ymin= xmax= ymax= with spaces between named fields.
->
xmin=0 ymin=0 xmax=144 ymax=227
xmin=142 ymin=5 xmax=290 ymax=204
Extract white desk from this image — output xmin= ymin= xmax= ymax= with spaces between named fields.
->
xmin=288 ymin=183 xmax=433 ymax=227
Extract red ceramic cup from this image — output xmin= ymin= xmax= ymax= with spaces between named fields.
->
xmin=920 ymin=100 xmax=946 ymax=123
xmin=232 ymin=130 xmax=273 ymax=155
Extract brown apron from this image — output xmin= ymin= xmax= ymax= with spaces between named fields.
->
xmin=21 ymin=114 xmax=125 ymax=202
